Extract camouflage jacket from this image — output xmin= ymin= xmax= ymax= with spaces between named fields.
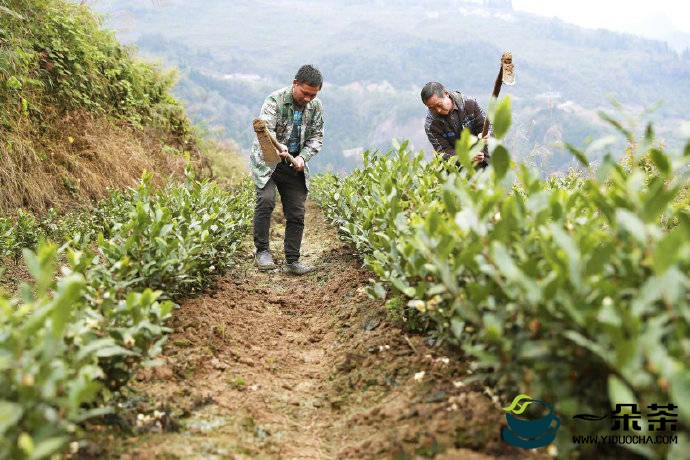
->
xmin=250 ymin=86 xmax=325 ymax=190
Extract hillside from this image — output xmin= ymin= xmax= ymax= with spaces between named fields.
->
xmin=1 ymin=1 xmax=688 ymax=458
xmin=91 ymin=0 xmax=690 ymax=174
xmin=0 ymin=0 xmax=209 ymax=214
xmin=0 ymin=3 xmax=254 ymax=458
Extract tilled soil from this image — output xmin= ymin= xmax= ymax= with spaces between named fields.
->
xmin=92 ymin=200 xmax=546 ymax=459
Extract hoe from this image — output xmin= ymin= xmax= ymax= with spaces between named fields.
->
xmin=482 ymin=51 xmax=515 ymax=138
xmin=252 ymin=118 xmax=300 ymax=168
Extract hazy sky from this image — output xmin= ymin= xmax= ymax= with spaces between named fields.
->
xmin=512 ymin=0 xmax=690 ymax=45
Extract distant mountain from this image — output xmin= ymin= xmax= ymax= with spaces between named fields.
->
xmin=630 ymin=13 xmax=690 ymax=54
xmin=90 ymin=0 xmax=690 ymax=174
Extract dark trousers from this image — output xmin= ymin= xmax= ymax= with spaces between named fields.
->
xmin=253 ymin=162 xmax=308 ymax=263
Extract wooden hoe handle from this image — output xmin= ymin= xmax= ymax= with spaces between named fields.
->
xmin=482 ymin=51 xmax=514 ymax=138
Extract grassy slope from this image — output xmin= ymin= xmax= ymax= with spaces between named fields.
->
xmin=0 ymin=0 xmax=244 ymax=215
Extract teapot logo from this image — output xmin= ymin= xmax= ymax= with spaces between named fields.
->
xmin=502 ymin=394 xmax=560 ymax=449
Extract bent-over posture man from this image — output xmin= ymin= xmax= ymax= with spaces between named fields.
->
xmin=421 ymin=81 xmax=490 ymax=166
xmin=250 ymin=64 xmax=325 ymax=275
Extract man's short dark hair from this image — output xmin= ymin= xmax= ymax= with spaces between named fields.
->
xmin=295 ymin=65 xmax=323 ymax=88
xmin=421 ymin=82 xmax=446 ymax=103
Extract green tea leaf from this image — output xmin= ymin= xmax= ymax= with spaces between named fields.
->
xmin=492 ymin=96 xmax=512 ymax=139
xmin=608 ymin=375 xmax=637 ymax=410
xmin=373 ymin=282 xmax=386 ymax=299
xmin=669 ymin=369 xmax=690 ymax=425
xmin=564 ymin=143 xmax=589 ymax=167
xmin=29 ymin=437 xmax=66 ymax=460
xmin=51 ymin=274 xmax=84 ymax=338
xmin=492 ymin=145 xmax=510 ymax=180
xmin=598 ymin=111 xmax=633 ymax=139
xmin=0 ymin=401 xmax=23 ymax=436
xmin=450 ymin=318 xmax=465 ymax=340
xmin=644 ymin=123 xmax=654 ymax=145
xmin=18 ymin=433 xmax=34 ymax=456
xmin=649 ymin=148 xmax=670 ymax=175
xmin=6 ymin=75 xmax=22 ymax=90
xmin=615 ymin=209 xmax=646 ymax=243
xmin=642 ymin=181 xmax=676 ymax=223
xmin=653 ymin=226 xmax=685 ymax=273
xmin=454 ymin=129 xmax=472 ymax=170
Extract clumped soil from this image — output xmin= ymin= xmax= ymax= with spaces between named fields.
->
xmin=86 ymin=200 xmax=547 ymax=459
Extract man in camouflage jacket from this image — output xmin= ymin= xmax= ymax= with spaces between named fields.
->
xmin=421 ymin=81 xmax=489 ymax=166
xmin=250 ymin=65 xmax=325 ymax=275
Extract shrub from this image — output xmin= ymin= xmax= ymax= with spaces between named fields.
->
xmin=312 ymin=99 xmax=690 ymax=458
xmin=0 ymin=0 xmax=190 ymax=136
xmin=0 ymin=170 xmax=253 ymax=458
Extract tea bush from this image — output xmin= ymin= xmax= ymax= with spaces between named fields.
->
xmin=0 ymin=244 xmax=170 ymax=458
xmin=0 ymin=171 xmax=253 ymax=458
xmin=312 ymin=98 xmax=690 ymax=458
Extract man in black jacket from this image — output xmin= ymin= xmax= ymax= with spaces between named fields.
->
xmin=421 ymin=81 xmax=489 ymax=166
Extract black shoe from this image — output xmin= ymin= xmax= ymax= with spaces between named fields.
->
xmin=255 ymin=250 xmax=275 ymax=270
xmin=285 ymin=261 xmax=315 ymax=275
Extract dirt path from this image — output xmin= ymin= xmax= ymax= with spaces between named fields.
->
xmin=95 ymin=200 xmax=542 ymax=459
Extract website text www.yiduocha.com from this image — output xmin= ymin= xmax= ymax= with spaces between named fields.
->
xmin=572 ymin=434 xmax=678 ymax=445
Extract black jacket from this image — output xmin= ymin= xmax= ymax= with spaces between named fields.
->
xmin=424 ymin=91 xmax=489 ymax=162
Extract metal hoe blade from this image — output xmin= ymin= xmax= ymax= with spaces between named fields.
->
xmin=252 ymin=118 xmax=281 ymax=166
xmin=252 ymin=118 xmax=298 ymax=167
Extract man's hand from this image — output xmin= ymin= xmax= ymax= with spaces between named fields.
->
xmin=274 ymin=142 xmax=305 ymax=171
xmin=473 ymin=133 xmax=489 ymax=162
xmin=292 ymin=155 xmax=306 ymax=172
xmin=277 ymin=143 xmax=289 ymax=159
